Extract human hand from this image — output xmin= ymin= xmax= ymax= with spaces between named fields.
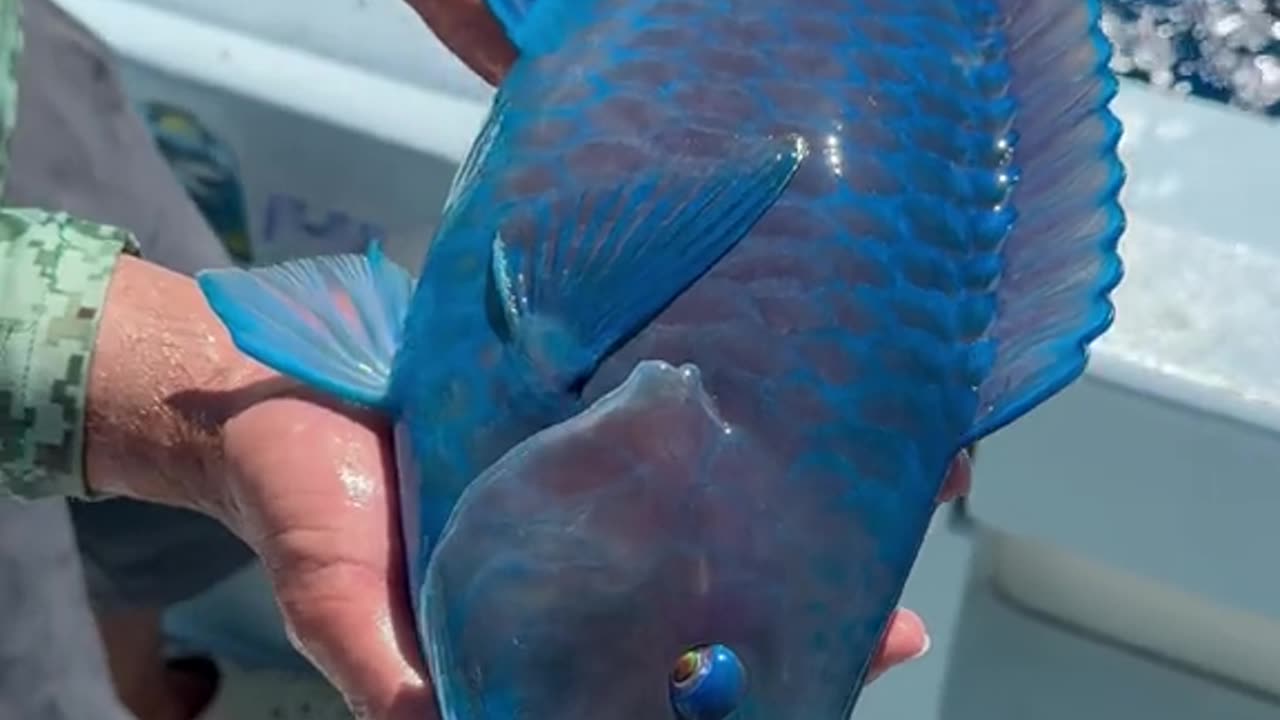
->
xmin=867 ymin=449 xmax=971 ymax=684
xmin=403 ymin=0 xmax=516 ymax=85
xmin=214 ymin=389 xmax=435 ymax=719
xmin=84 ymin=256 xmax=435 ymax=718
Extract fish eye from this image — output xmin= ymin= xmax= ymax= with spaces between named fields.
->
xmin=669 ymin=644 xmax=747 ymax=720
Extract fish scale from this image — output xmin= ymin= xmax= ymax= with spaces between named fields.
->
xmin=196 ymin=0 xmax=1125 ymax=717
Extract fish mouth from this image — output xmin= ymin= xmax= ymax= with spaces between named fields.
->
xmin=420 ymin=360 xmax=888 ymax=720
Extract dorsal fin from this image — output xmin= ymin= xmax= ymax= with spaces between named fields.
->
xmin=964 ymin=0 xmax=1126 ymax=443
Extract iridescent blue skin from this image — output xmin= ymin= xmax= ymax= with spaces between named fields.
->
xmin=385 ymin=0 xmax=1125 ymax=718
xmin=197 ymin=0 xmax=1123 ymax=717
xmin=400 ymin=0 xmax=993 ymax=599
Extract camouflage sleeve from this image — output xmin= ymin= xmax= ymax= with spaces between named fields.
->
xmin=0 ymin=209 xmax=140 ymax=500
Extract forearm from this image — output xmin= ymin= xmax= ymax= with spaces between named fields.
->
xmin=0 ymin=212 xmax=258 ymax=506
xmin=84 ymin=254 xmax=270 ymax=511
xmin=0 ymin=211 xmax=132 ymax=499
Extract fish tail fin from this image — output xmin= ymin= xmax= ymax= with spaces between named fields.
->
xmin=963 ymin=0 xmax=1126 ymax=444
xmin=196 ymin=241 xmax=416 ymax=411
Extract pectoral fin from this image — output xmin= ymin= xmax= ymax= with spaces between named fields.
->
xmin=491 ymin=133 xmax=808 ymax=395
xmin=197 ymin=241 xmax=414 ymax=409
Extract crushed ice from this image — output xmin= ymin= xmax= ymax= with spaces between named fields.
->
xmin=1103 ymin=0 xmax=1280 ymax=115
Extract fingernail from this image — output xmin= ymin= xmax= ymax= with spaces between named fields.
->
xmin=895 ymin=609 xmax=931 ymax=661
xmin=911 ymin=631 xmax=932 ymax=660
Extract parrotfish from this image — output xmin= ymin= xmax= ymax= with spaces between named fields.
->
xmin=197 ymin=0 xmax=1126 ymax=717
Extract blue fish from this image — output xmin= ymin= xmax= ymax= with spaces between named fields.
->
xmin=197 ymin=0 xmax=1126 ymax=717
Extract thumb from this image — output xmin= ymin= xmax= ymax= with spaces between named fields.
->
xmin=220 ymin=396 xmax=439 ymax=719
xmin=265 ymin=553 xmax=437 ymax=720
xmin=865 ymin=608 xmax=931 ymax=685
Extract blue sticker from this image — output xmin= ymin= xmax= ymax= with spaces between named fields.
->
xmin=261 ymin=193 xmax=386 ymax=259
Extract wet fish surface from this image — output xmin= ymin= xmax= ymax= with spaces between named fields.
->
xmin=198 ymin=0 xmax=1127 ymax=717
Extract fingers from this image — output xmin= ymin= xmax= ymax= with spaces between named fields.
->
xmin=402 ymin=0 xmax=517 ymax=85
xmin=865 ymin=608 xmax=931 ymax=686
xmin=222 ymin=396 xmax=437 ymax=719
xmin=270 ymin=558 xmax=436 ymax=720
xmin=937 ymin=448 xmax=973 ymax=504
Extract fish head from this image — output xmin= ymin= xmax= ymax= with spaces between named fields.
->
xmin=423 ymin=360 xmax=897 ymax=720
